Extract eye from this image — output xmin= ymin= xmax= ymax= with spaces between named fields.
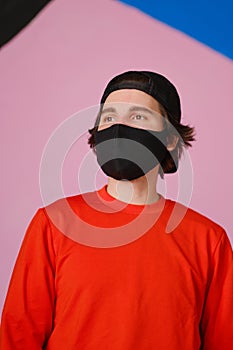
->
xmin=131 ymin=114 xmax=145 ymax=120
xmin=105 ymin=116 xmax=114 ymax=122
xmin=101 ymin=115 xmax=116 ymax=123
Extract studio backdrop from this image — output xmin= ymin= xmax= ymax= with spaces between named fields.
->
xmin=0 ymin=0 xmax=232 ymax=314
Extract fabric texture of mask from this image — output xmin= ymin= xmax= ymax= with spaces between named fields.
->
xmin=94 ymin=124 xmax=168 ymax=180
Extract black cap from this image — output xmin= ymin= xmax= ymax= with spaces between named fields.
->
xmin=99 ymin=71 xmax=181 ymax=174
xmin=100 ymin=71 xmax=181 ymax=122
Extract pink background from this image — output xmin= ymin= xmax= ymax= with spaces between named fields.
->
xmin=1 ymin=0 xmax=233 ymax=313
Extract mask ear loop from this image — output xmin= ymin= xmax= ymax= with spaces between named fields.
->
xmin=92 ymin=105 xmax=104 ymax=153
xmin=95 ymin=105 xmax=103 ymax=130
xmin=156 ymin=110 xmax=169 ymax=178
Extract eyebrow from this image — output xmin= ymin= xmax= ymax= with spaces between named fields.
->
xmin=101 ymin=107 xmax=116 ymax=115
xmin=128 ymin=106 xmax=155 ymax=115
xmin=101 ymin=106 xmax=156 ymax=115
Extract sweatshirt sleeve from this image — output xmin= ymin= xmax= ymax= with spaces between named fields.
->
xmin=200 ymin=230 xmax=233 ymax=350
xmin=0 ymin=208 xmax=56 ymax=350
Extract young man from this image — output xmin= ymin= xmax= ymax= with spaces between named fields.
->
xmin=1 ymin=71 xmax=232 ymax=349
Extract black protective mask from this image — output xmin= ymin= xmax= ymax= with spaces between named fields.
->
xmin=94 ymin=124 xmax=168 ymax=181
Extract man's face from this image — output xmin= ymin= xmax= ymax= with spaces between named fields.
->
xmin=98 ymin=89 xmax=165 ymax=132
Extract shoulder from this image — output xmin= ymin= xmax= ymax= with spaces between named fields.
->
xmin=184 ymin=205 xmax=223 ymax=231
xmin=42 ymin=190 xmax=99 ymax=217
xmin=39 ymin=190 xmax=100 ymax=237
xmin=162 ymin=200 xmax=233 ymax=263
xmin=165 ymin=199 xmax=228 ymax=246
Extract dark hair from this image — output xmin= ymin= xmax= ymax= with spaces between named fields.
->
xmin=157 ymin=104 xmax=195 ymax=176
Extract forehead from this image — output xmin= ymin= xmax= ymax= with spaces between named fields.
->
xmin=103 ymin=89 xmax=161 ymax=113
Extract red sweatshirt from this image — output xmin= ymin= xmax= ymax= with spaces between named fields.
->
xmin=1 ymin=186 xmax=233 ymax=349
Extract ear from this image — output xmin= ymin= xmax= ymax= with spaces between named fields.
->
xmin=166 ymin=135 xmax=179 ymax=152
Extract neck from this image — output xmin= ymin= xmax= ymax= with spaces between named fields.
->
xmin=106 ymin=167 xmax=160 ymax=205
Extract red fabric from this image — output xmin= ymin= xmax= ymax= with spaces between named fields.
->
xmin=1 ymin=186 xmax=233 ymax=349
